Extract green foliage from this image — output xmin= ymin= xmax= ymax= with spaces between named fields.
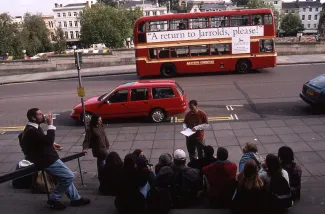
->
xmin=318 ymin=10 xmax=325 ymax=35
xmin=53 ymin=28 xmax=67 ymax=54
xmin=280 ymin=13 xmax=304 ymax=36
xmin=80 ymin=4 xmax=143 ymax=48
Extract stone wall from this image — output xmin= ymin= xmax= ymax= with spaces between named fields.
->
xmin=276 ymin=42 xmax=325 ymax=56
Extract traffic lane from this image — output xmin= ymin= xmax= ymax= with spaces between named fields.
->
xmin=1 ymin=63 xmax=324 ymax=99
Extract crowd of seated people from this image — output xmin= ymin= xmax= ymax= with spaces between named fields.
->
xmin=98 ymin=145 xmax=302 ymax=214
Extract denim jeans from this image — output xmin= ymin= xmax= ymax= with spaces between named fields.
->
xmin=186 ymin=138 xmax=205 ymax=162
xmin=45 ymin=159 xmax=81 ymax=201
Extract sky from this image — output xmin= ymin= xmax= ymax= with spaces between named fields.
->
xmin=0 ymin=0 xmax=324 ymax=17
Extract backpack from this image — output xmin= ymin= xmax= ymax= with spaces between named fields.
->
xmin=31 ymin=171 xmax=57 ymax=194
xmin=269 ymin=174 xmax=292 ymax=210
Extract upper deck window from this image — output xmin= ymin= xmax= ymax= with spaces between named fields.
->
xmin=210 ymin=16 xmax=229 ymax=27
xmin=231 ymin=15 xmax=249 ymax=26
xmin=147 ymin=20 xmax=168 ymax=32
xmin=189 ymin=17 xmax=208 ymax=29
xmin=263 ymin=14 xmax=273 ymax=24
xmin=169 ymin=19 xmax=188 ymax=30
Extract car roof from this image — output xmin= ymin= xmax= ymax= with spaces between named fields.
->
xmin=116 ymin=80 xmax=176 ymax=89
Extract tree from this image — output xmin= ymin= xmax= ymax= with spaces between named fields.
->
xmin=53 ymin=28 xmax=67 ymax=54
xmin=318 ymin=3 xmax=325 ymax=35
xmin=80 ymin=4 xmax=143 ymax=48
xmin=231 ymin=0 xmax=249 ymax=6
xmin=247 ymin=0 xmax=280 ymax=33
xmin=0 ymin=13 xmax=24 ymax=59
xmin=22 ymin=13 xmax=52 ymax=57
xmin=280 ymin=13 xmax=304 ymax=36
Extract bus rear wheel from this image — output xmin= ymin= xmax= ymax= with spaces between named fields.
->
xmin=236 ymin=59 xmax=251 ymax=74
xmin=160 ymin=63 xmax=176 ymax=78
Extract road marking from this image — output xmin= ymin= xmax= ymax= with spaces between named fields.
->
xmin=234 ymin=114 xmax=239 ymax=120
xmin=174 ymin=116 xmax=233 ymax=123
xmin=226 ymin=105 xmax=243 ymax=111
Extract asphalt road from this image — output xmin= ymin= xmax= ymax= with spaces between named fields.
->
xmin=0 ymin=64 xmax=324 ymax=129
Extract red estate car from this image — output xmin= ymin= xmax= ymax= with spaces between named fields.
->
xmin=71 ymin=80 xmax=188 ymax=123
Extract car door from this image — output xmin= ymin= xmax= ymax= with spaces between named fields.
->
xmin=97 ymin=89 xmax=129 ymax=118
xmin=127 ymin=88 xmax=152 ymax=116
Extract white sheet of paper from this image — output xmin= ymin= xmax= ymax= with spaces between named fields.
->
xmin=180 ymin=128 xmax=196 ymax=137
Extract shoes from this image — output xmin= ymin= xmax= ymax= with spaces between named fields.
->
xmin=47 ymin=200 xmax=66 ymax=210
xmin=71 ymin=197 xmax=91 ymax=207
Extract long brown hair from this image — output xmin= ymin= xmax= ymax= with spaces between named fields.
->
xmin=238 ymin=160 xmax=264 ymax=191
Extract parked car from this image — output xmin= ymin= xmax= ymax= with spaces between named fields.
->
xmin=71 ymin=80 xmax=188 ymax=124
xmin=300 ymin=74 xmax=325 ymax=107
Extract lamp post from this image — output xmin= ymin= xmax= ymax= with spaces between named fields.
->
xmin=22 ymin=50 xmax=26 ymax=59
xmin=73 ymin=45 xmax=87 ymax=132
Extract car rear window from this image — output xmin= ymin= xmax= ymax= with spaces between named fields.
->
xmin=309 ymin=75 xmax=325 ymax=89
xmin=175 ymin=82 xmax=184 ymax=95
xmin=152 ymin=87 xmax=175 ymax=99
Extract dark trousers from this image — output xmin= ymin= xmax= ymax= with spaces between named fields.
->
xmin=186 ymin=137 xmax=205 ymax=162
xmin=97 ymin=158 xmax=105 ymax=172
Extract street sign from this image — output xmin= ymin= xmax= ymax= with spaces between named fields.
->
xmin=77 ymin=87 xmax=85 ymax=97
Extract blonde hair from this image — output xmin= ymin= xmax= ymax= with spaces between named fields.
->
xmin=238 ymin=160 xmax=263 ymax=191
xmin=243 ymin=142 xmax=258 ymax=154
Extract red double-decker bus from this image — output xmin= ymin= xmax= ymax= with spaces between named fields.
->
xmin=133 ymin=8 xmax=277 ymax=77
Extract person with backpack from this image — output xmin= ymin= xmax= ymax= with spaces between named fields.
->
xmin=19 ymin=108 xmax=90 ymax=210
xmin=188 ymin=145 xmax=217 ymax=175
xmin=259 ymin=154 xmax=292 ymax=213
xmin=83 ymin=114 xmax=110 ymax=174
xmin=202 ymin=147 xmax=237 ymax=208
xmin=278 ymin=146 xmax=302 ymax=201
xmin=232 ymin=160 xmax=266 ymax=214
xmin=238 ymin=142 xmax=263 ymax=173
xmin=170 ymin=149 xmax=203 ymax=208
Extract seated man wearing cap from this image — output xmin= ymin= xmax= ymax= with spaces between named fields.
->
xmin=202 ymin=147 xmax=237 ymax=208
xmin=170 ymin=149 xmax=202 ymax=208
xmin=155 ymin=153 xmax=173 ymax=175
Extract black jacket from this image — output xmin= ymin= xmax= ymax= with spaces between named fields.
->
xmin=19 ymin=125 xmax=59 ymax=169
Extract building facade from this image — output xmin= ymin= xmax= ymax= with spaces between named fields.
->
xmin=52 ymin=1 xmax=95 ymax=44
xmin=42 ymin=15 xmax=56 ymax=42
xmin=123 ymin=1 xmax=167 ymax=16
xmin=282 ymin=0 xmax=322 ymax=34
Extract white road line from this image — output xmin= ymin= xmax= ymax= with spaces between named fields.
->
xmin=230 ymin=114 xmax=234 ymax=120
xmin=175 ymin=117 xmax=177 ymax=123
xmin=230 ymin=106 xmax=233 ymax=110
xmin=226 ymin=106 xmax=229 ymax=111
xmin=234 ymin=114 xmax=239 ymax=120
xmin=170 ymin=117 xmax=174 ymax=123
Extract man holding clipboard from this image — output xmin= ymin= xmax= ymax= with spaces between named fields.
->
xmin=182 ymin=100 xmax=209 ymax=162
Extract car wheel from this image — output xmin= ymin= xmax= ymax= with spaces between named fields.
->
xmin=150 ymin=108 xmax=166 ymax=123
xmin=160 ymin=63 xmax=176 ymax=78
xmin=236 ymin=59 xmax=251 ymax=74
xmin=80 ymin=112 xmax=92 ymax=125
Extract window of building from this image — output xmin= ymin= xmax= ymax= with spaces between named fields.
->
xmin=70 ymin=31 xmax=74 ymax=39
xmin=79 ymin=12 xmax=83 ymax=16
xmin=153 ymin=11 xmax=157 ymax=16
xmin=75 ymin=21 xmax=78 ymax=27
xmin=308 ymin=15 xmax=311 ymax=20
xmin=302 ymin=24 xmax=304 ymax=28
xmin=170 ymin=46 xmax=189 ymax=57
xmin=291 ymin=10 xmax=295 ymax=13
xmin=152 ymin=88 xmax=175 ymax=99
xmin=263 ymin=14 xmax=273 ymax=24
xmin=145 ymin=11 xmax=150 ymax=16
xmin=302 ymin=15 xmax=305 ymax=20
xmin=169 ymin=19 xmax=188 ymax=30
xmin=210 ymin=16 xmax=229 ymax=27
xmin=51 ymin=32 xmax=55 ymax=41
xmin=274 ymin=1 xmax=278 ymax=4
xmin=58 ymin=21 xmax=62 ymax=28
xmin=131 ymin=89 xmax=148 ymax=101
xmin=303 ymin=8 xmax=306 ymax=12
xmin=189 ymin=17 xmax=208 ymax=29
xmin=109 ymin=90 xmax=128 ymax=103
xmin=315 ymin=15 xmax=318 ymax=20
xmin=231 ymin=15 xmax=249 ymax=26
xmin=74 ymin=12 xmax=78 ymax=16
xmin=64 ymin=21 xmax=67 ymax=27
xmin=260 ymin=39 xmax=274 ymax=52
xmin=65 ymin=31 xmax=68 ymax=39
xmin=285 ymin=10 xmax=288 ymax=13
xmin=211 ymin=44 xmax=230 ymax=55
xmin=194 ymin=9 xmax=198 ymax=12
xmin=57 ymin=13 xmax=61 ymax=17
xmin=69 ymin=21 xmax=73 ymax=27
xmin=190 ymin=45 xmax=210 ymax=56
xmin=309 ymin=8 xmax=312 ymax=12
xmin=307 ymin=24 xmax=310 ymax=28
xmin=147 ymin=20 xmax=168 ymax=32
xmin=76 ymin=31 xmax=80 ymax=38
xmin=63 ymin=13 xmax=66 ymax=17
xmin=314 ymin=24 xmax=317 ymax=28
xmin=316 ymin=8 xmax=319 ymax=12
xmin=68 ymin=12 xmax=71 ymax=17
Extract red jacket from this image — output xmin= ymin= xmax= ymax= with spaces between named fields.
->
xmin=202 ymin=161 xmax=237 ymax=201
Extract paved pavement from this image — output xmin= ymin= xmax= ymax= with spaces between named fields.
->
xmin=1 ymin=54 xmax=325 ymax=85
xmin=1 ymin=117 xmax=325 ymax=213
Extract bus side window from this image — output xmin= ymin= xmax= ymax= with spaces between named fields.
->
xmin=149 ymin=48 xmax=157 ymax=59
xmin=260 ymin=39 xmax=274 ymax=52
xmin=138 ymin=22 xmax=145 ymax=32
xmin=169 ymin=19 xmax=188 ymax=30
xmin=211 ymin=44 xmax=230 ymax=55
xmin=172 ymin=46 xmax=189 ymax=57
xmin=190 ymin=45 xmax=209 ymax=56
xmin=189 ymin=17 xmax=208 ymax=29
xmin=263 ymin=14 xmax=273 ymax=24
xmin=231 ymin=15 xmax=249 ymax=26
xmin=252 ymin=15 xmax=263 ymax=25
xmin=210 ymin=16 xmax=229 ymax=27
xmin=158 ymin=48 xmax=169 ymax=58
xmin=137 ymin=21 xmax=146 ymax=43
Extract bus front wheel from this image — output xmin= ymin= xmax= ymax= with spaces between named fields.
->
xmin=236 ymin=59 xmax=251 ymax=74
xmin=160 ymin=63 xmax=176 ymax=78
